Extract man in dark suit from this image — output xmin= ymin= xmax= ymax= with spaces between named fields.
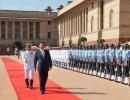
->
xmin=34 ymin=41 xmax=52 ymax=94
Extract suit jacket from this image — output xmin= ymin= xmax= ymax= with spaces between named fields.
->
xmin=34 ymin=49 xmax=52 ymax=72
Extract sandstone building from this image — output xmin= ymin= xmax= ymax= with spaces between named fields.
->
xmin=1 ymin=0 xmax=130 ymax=48
xmin=58 ymin=0 xmax=130 ymax=46
xmin=0 ymin=9 xmax=58 ymax=48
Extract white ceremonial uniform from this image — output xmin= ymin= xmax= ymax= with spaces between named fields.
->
xmin=22 ymin=50 xmax=35 ymax=80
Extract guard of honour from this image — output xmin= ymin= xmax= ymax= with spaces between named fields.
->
xmin=50 ymin=43 xmax=130 ymax=85
xmin=20 ymin=42 xmax=130 ymax=92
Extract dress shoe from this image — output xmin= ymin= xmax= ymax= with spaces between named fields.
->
xmin=26 ymin=85 xmax=29 ymax=88
xmin=25 ymin=79 xmax=29 ymax=88
xmin=30 ymin=79 xmax=33 ymax=89
xmin=40 ymin=90 xmax=45 ymax=94
xmin=30 ymin=86 xmax=33 ymax=89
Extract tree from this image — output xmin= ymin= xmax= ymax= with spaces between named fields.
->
xmin=78 ymin=36 xmax=87 ymax=45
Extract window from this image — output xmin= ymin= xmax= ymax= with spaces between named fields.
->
xmin=35 ymin=22 xmax=40 ymax=39
xmin=48 ymin=20 xmax=51 ymax=25
xmin=91 ymin=16 xmax=94 ymax=32
xmin=8 ymin=21 xmax=13 ymax=39
xmin=47 ymin=32 xmax=51 ymax=39
xmin=29 ymin=22 xmax=33 ymax=39
xmin=15 ymin=21 xmax=20 ymax=39
xmin=29 ymin=34 xmax=33 ymax=39
xmin=109 ymin=9 xmax=114 ymax=28
xmin=92 ymin=3 xmax=94 ymax=8
xmin=23 ymin=22 xmax=27 ymax=39
xmin=1 ymin=21 xmax=5 ymax=39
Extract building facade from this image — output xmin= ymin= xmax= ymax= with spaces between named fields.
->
xmin=57 ymin=0 xmax=130 ymax=46
xmin=0 ymin=10 xmax=58 ymax=48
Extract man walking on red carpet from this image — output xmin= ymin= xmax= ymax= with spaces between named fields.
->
xmin=34 ymin=41 xmax=52 ymax=94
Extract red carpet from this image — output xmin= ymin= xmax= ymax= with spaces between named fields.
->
xmin=1 ymin=57 xmax=81 ymax=100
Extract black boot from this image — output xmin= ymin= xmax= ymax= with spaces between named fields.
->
xmin=30 ymin=79 xmax=33 ymax=89
xmin=25 ymin=79 xmax=29 ymax=88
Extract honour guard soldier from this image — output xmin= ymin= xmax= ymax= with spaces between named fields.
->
xmin=115 ymin=44 xmax=122 ymax=82
xmin=68 ymin=45 xmax=73 ymax=70
xmin=22 ymin=43 xmax=35 ymax=89
xmin=88 ymin=45 xmax=93 ymax=75
xmin=96 ymin=44 xmax=101 ymax=76
xmin=79 ymin=45 xmax=84 ymax=72
xmin=104 ymin=44 xmax=111 ymax=79
xmin=81 ymin=45 xmax=87 ymax=73
xmin=87 ymin=45 xmax=91 ymax=74
xmin=109 ymin=44 xmax=116 ymax=80
xmin=92 ymin=45 xmax=97 ymax=76
xmin=84 ymin=46 xmax=89 ymax=73
xmin=72 ymin=45 xmax=77 ymax=70
xmin=122 ymin=44 xmax=129 ymax=84
xmin=100 ymin=45 xmax=106 ymax=78
xmin=89 ymin=45 xmax=93 ymax=75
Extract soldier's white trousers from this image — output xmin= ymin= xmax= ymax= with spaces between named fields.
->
xmin=24 ymin=68 xmax=34 ymax=80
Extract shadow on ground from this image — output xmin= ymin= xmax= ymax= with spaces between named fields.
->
xmin=39 ymin=87 xmax=107 ymax=95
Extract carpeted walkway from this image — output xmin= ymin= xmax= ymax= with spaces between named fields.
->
xmin=1 ymin=57 xmax=81 ymax=100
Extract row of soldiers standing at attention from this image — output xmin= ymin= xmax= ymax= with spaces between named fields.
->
xmin=50 ymin=43 xmax=130 ymax=85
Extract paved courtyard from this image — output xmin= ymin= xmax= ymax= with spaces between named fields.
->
xmin=0 ymin=56 xmax=130 ymax=100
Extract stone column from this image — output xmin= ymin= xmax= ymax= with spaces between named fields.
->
xmin=65 ymin=18 xmax=67 ymax=37
xmin=62 ymin=20 xmax=64 ymax=38
xmin=79 ymin=12 xmax=82 ymax=34
xmin=60 ymin=20 xmax=62 ymax=38
xmin=70 ymin=16 xmax=71 ymax=35
xmin=62 ymin=20 xmax=64 ymax=37
xmin=84 ymin=8 xmax=86 ymax=33
xmin=73 ymin=15 xmax=75 ymax=35
xmin=63 ymin=19 xmax=65 ymax=37
xmin=66 ymin=17 xmax=68 ymax=37
xmin=70 ymin=16 xmax=72 ymax=36
xmin=72 ymin=15 xmax=74 ymax=35
xmin=64 ymin=18 xmax=66 ymax=37
xmin=68 ymin=17 xmax=70 ymax=36
xmin=76 ymin=13 xmax=78 ymax=35
xmin=98 ymin=0 xmax=101 ymax=30
xmin=78 ymin=12 xmax=79 ymax=34
xmin=82 ymin=10 xmax=84 ymax=34
xmin=66 ymin=18 xmax=68 ymax=37
xmin=82 ymin=9 xmax=85 ymax=34
xmin=74 ymin=14 xmax=76 ymax=35
xmin=68 ymin=17 xmax=70 ymax=35
xmin=59 ymin=21 xmax=61 ymax=39
xmin=85 ymin=8 xmax=88 ymax=33
xmin=66 ymin=17 xmax=68 ymax=36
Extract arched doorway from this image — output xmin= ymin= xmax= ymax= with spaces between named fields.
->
xmin=13 ymin=41 xmax=23 ymax=50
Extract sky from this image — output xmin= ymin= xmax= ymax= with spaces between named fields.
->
xmin=0 ymin=0 xmax=69 ymax=11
